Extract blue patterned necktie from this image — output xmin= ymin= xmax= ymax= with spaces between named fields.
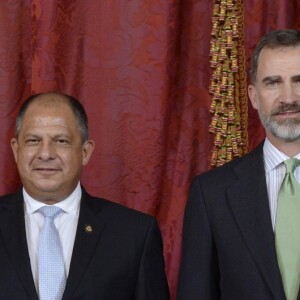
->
xmin=275 ymin=158 xmax=300 ymax=300
xmin=38 ymin=206 xmax=66 ymax=300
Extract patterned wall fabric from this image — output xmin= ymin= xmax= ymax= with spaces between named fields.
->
xmin=0 ymin=1 xmax=299 ymax=298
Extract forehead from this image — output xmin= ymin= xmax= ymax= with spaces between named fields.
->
xmin=257 ymin=46 xmax=300 ymax=79
xmin=21 ymin=100 xmax=77 ymax=129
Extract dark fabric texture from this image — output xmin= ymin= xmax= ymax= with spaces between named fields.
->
xmin=0 ymin=189 xmax=169 ymax=299
xmin=177 ymin=143 xmax=300 ymax=300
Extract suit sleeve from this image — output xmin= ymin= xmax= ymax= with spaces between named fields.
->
xmin=177 ymin=177 xmax=220 ymax=300
xmin=134 ymin=218 xmax=170 ymax=300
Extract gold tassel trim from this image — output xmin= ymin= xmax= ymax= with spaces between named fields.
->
xmin=209 ymin=0 xmax=248 ymax=167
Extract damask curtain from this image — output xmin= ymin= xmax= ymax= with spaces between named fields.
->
xmin=0 ymin=1 xmax=299 ymax=299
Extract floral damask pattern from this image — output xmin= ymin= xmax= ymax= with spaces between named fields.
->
xmin=0 ymin=1 xmax=299 ymax=298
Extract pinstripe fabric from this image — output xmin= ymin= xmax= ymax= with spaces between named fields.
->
xmin=263 ymin=139 xmax=300 ymax=230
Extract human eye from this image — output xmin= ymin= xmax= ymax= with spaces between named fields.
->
xmin=54 ymin=137 xmax=70 ymax=146
xmin=265 ymin=79 xmax=280 ymax=87
xmin=25 ymin=137 xmax=40 ymax=145
xmin=292 ymin=76 xmax=300 ymax=84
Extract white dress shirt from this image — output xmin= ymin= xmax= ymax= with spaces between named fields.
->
xmin=263 ymin=138 xmax=300 ymax=230
xmin=24 ymin=183 xmax=81 ymax=290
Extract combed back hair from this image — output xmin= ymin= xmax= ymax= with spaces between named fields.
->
xmin=250 ymin=29 xmax=300 ymax=84
xmin=16 ymin=92 xmax=89 ymax=143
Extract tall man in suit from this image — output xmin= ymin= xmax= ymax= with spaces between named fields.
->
xmin=0 ymin=92 xmax=169 ymax=299
xmin=177 ymin=29 xmax=300 ymax=299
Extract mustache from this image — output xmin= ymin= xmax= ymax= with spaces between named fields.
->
xmin=271 ymin=103 xmax=300 ymax=115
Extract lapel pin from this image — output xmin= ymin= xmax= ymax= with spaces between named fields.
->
xmin=85 ymin=225 xmax=93 ymax=233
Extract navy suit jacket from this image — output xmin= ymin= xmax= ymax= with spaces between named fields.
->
xmin=0 ymin=189 xmax=169 ymax=299
xmin=177 ymin=143 xmax=300 ymax=300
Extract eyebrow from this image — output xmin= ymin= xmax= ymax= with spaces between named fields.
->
xmin=23 ymin=133 xmax=40 ymax=138
xmin=262 ymin=74 xmax=300 ymax=84
xmin=261 ymin=76 xmax=281 ymax=84
xmin=291 ymin=74 xmax=300 ymax=81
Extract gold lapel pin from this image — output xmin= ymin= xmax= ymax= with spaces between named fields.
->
xmin=85 ymin=225 xmax=93 ymax=233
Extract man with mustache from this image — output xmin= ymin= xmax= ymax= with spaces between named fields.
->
xmin=177 ymin=29 xmax=300 ymax=299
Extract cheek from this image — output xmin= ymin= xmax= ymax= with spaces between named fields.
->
xmin=255 ymin=92 xmax=277 ymax=112
xmin=16 ymin=150 xmax=35 ymax=166
xmin=60 ymin=151 xmax=84 ymax=169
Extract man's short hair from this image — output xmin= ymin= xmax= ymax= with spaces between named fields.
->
xmin=16 ymin=92 xmax=89 ymax=143
xmin=250 ymin=29 xmax=300 ymax=84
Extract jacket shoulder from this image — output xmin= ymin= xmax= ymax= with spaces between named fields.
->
xmin=0 ymin=191 xmax=23 ymax=208
xmin=193 ymin=142 xmax=264 ymax=187
xmin=83 ymin=191 xmax=157 ymax=226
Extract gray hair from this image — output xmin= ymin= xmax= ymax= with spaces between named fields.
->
xmin=250 ymin=29 xmax=300 ymax=84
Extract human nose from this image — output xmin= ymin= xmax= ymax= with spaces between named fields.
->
xmin=37 ymin=141 xmax=56 ymax=160
xmin=280 ymin=84 xmax=300 ymax=103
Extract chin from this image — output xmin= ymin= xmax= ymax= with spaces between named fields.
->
xmin=29 ymin=185 xmax=61 ymax=197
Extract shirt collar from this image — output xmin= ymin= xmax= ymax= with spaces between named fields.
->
xmin=23 ymin=182 xmax=82 ymax=217
xmin=263 ymin=138 xmax=300 ymax=173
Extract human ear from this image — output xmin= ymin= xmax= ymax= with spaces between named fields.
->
xmin=248 ymin=85 xmax=259 ymax=110
xmin=11 ymin=138 xmax=19 ymax=162
xmin=82 ymin=140 xmax=95 ymax=166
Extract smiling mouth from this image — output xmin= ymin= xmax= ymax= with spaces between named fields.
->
xmin=34 ymin=168 xmax=60 ymax=173
xmin=273 ymin=103 xmax=300 ymax=116
xmin=276 ymin=110 xmax=300 ymax=116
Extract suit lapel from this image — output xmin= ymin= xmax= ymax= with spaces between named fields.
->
xmin=63 ymin=191 xmax=105 ymax=299
xmin=227 ymin=145 xmax=285 ymax=300
xmin=0 ymin=191 xmax=38 ymax=300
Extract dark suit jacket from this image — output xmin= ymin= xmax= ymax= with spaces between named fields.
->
xmin=177 ymin=143 xmax=300 ymax=300
xmin=0 ymin=188 xmax=169 ymax=299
